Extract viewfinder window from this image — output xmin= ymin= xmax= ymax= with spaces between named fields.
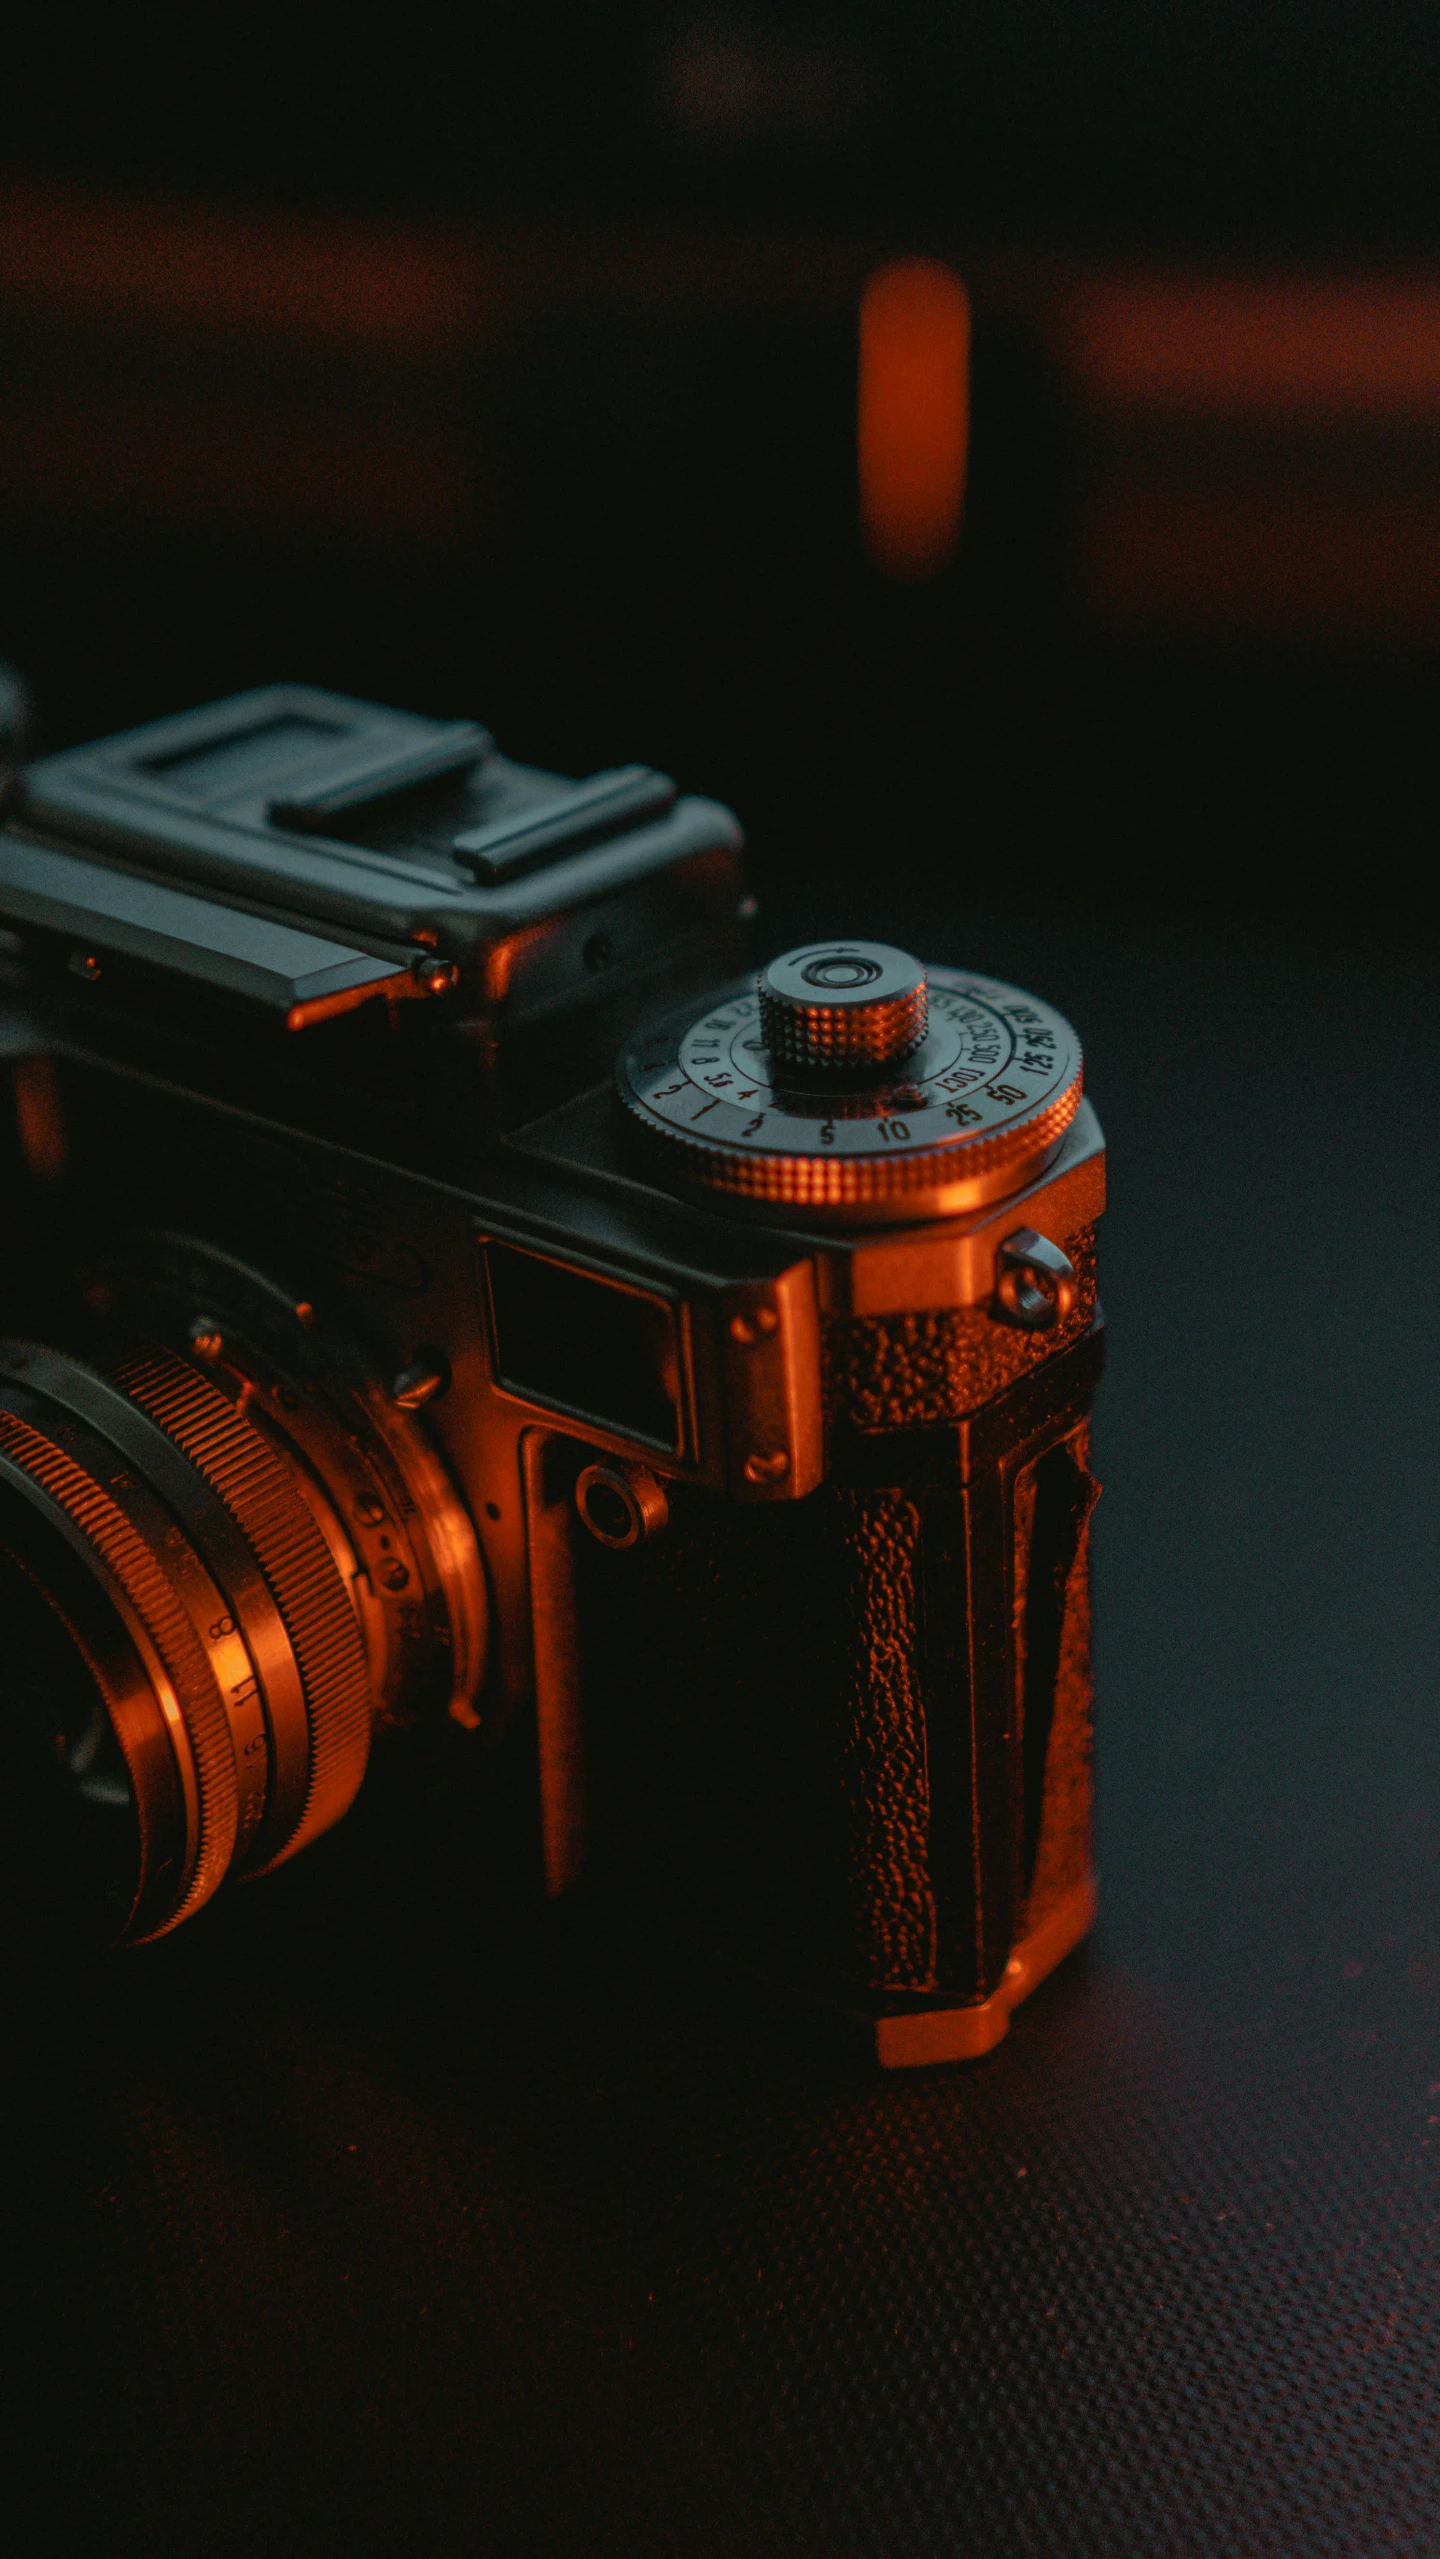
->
xmin=483 ymin=1242 xmax=686 ymax=1454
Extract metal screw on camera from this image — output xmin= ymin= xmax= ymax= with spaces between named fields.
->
xmin=994 ymin=1230 xmax=1077 ymax=1330
xmin=390 ymin=1351 xmax=449 ymax=1410
xmin=729 ymin=1304 xmax=779 ymax=1346
xmin=743 ymin=1449 xmax=790 ymax=1485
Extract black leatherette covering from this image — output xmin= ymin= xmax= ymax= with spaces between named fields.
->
xmin=821 ymin=1226 xmax=1098 ymax=1429
xmin=576 ymin=1230 xmax=1101 ymax=2006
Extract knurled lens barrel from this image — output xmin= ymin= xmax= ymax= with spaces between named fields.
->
xmin=0 ymin=1333 xmax=452 ymax=1941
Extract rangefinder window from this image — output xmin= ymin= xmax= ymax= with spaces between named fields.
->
xmin=483 ymin=1242 xmax=686 ymax=1455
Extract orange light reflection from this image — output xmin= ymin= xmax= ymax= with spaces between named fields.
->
xmin=858 ymin=259 xmax=970 ymax=581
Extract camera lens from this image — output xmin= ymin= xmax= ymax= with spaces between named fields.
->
xmin=0 ymin=1328 xmax=486 ymax=1941
xmin=0 ymin=1540 xmax=146 ymax=1942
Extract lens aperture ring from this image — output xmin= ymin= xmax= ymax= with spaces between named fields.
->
xmin=111 ymin=1351 xmax=372 ymax=1867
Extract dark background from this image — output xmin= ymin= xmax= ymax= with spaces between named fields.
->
xmin=8 ymin=11 xmax=1440 ymax=2554
xmin=7 ymin=3 xmax=1440 ymax=930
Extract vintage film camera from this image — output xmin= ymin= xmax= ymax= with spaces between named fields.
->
xmin=0 ymin=686 xmax=1104 ymax=2066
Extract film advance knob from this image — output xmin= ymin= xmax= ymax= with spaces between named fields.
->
xmin=758 ymin=942 xmax=928 ymax=1075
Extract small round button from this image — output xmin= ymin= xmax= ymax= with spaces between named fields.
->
xmin=758 ymin=941 xmax=928 ymax=1074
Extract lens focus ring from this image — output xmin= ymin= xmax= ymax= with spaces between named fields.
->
xmin=0 ymin=1338 xmax=377 ymax=1937
xmin=111 ymin=1350 xmax=372 ymax=1870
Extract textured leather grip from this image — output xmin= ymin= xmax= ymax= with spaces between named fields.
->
xmin=573 ymin=1269 xmax=1103 ymax=2011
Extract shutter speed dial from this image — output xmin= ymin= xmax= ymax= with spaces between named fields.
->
xmin=618 ymin=941 xmax=1084 ymax=1225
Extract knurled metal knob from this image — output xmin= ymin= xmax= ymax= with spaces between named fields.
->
xmin=618 ymin=958 xmax=1084 ymax=1225
xmin=758 ymin=942 xmax=927 ymax=1075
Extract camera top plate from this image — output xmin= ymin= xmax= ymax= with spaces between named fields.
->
xmin=616 ymin=951 xmax=1082 ymax=1226
xmin=10 ymin=685 xmax=741 ymax=958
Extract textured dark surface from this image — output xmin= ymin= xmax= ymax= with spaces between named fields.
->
xmin=10 ymin=899 xmax=1440 ymax=2558
xmin=1015 ymin=1426 xmax=1099 ymax=1939
xmin=829 ymin=1489 xmax=933 ymax=1987
xmin=575 ymin=1398 xmax=1096 ymax=2007
xmin=576 ymin=1471 xmax=942 ymax=1993
xmin=822 ymin=1227 xmax=1098 ymax=1429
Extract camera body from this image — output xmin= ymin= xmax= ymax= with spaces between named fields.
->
xmin=0 ymin=687 xmax=1103 ymax=2066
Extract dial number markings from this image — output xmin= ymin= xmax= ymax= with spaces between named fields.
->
xmin=624 ymin=970 xmax=1079 ymax=1170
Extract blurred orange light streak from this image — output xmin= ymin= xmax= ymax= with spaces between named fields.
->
xmin=858 ymin=260 xmax=970 ymax=580
xmin=1068 ymin=273 xmax=1440 ymax=420
xmin=0 ymin=181 xmax=481 ymax=354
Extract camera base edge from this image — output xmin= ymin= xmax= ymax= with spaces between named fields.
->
xmin=709 ymin=1874 xmax=1099 ymax=2071
xmin=867 ymin=1875 xmax=1098 ymax=2069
